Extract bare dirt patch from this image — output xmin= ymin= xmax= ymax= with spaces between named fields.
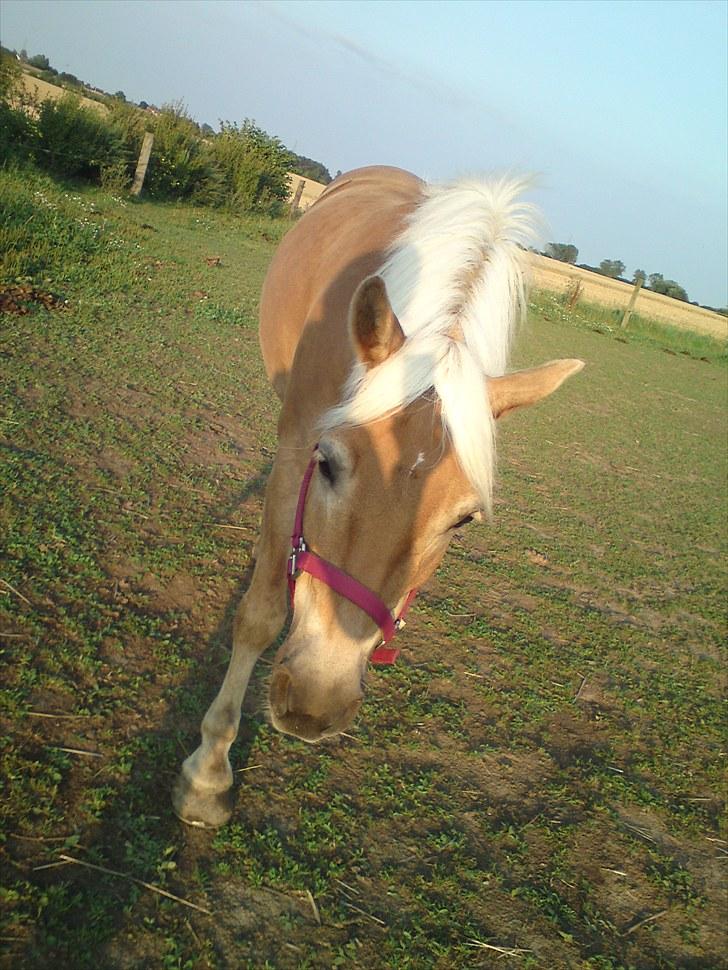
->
xmin=0 ymin=283 xmax=69 ymax=314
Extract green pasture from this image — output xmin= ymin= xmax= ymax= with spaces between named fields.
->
xmin=1 ymin=166 xmax=725 ymax=969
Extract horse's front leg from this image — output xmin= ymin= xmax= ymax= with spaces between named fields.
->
xmin=172 ymin=480 xmax=291 ymax=827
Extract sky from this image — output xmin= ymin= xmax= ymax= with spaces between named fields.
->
xmin=2 ymin=0 xmax=726 ymax=307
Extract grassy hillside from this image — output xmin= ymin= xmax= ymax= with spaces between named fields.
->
xmin=1 ymin=166 xmax=725 ymax=970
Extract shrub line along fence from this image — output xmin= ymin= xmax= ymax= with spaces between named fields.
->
xmin=1 ymin=57 xmax=295 ymax=215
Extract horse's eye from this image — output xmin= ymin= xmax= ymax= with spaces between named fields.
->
xmin=318 ymin=457 xmax=335 ymax=485
xmin=451 ymin=514 xmax=474 ymax=530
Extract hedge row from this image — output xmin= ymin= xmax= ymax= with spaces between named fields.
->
xmin=0 ymin=54 xmax=292 ymax=214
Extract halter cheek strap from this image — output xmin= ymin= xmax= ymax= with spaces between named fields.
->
xmin=287 ymin=452 xmax=417 ymax=664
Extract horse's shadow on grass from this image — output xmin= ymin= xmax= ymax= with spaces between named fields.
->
xmin=20 ymin=467 xmax=278 ymax=969
xmin=212 ymin=459 xmax=273 ymax=524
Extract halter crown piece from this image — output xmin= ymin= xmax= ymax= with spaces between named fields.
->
xmin=287 ymin=450 xmax=417 ymax=664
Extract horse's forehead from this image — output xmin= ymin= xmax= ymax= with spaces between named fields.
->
xmin=344 ymin=407 xmax=471 ymax=503
xmin=347 ymin=402 xmax=442 ymax=466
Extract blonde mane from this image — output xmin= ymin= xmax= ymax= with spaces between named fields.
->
xmin=321 ymin=176 xmax=538 ymax=513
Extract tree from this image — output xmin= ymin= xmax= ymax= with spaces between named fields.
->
xmin=114 ymin=91 xmax=126 ymax=101
xmin=289 ymin=152 xmax=332 ymax=184
xmin=633 ymin=269 xmax=646 ymax=285
xmin=598 ymin=259 xmax=626 ymax=279
xmin=546 ymin=242 xmax=578 ymax=264
xmin=28 ymin=53 xmax=50 ymax=70
xmin=648 ymin=273 xmax=688 ymax=302
xmin=665 ymin=282 xmax=688 ymax=302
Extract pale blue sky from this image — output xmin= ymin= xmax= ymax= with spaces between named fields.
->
xmin=2 ymin=0 xmax=726 ymax=306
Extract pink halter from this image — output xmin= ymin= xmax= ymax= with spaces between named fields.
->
xmin=287 ymin=451 xmax=417 ymax=664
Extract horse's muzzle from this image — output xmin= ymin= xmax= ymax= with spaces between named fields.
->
xmin=268 ymin=666 xmax=362 ymax=743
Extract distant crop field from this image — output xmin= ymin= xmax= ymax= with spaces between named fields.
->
xmin=18 ymin=70 xmax=109 ymax=116
xmin=286 ymin=172 xmax=327 ymax=210
xmin=1 ymin=167 xmax=725 ymax=970
xmin=531 ymin=254 xmax=726 ymax=338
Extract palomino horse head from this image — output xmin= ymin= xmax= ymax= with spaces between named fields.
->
xmin=268 ymin=275 xmax=583 ymax=742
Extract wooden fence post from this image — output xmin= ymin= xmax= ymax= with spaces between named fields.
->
xmin=289 ymin=179 xmax=305 ymax=217
xmin=621 ymin=277 xmax=644 ymax=330
xmin=130 ymin=132 xmax=154 ymax=197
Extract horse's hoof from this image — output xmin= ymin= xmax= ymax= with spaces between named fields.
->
xmin=171 ymin=772 xmax=235 ymax=829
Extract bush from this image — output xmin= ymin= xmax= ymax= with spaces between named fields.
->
xmin=106 ymin=99 xmax=146 ymax=179
xmin=34 ymin=94 xmax=124 ymax=181
xmin=2 ymin=59 xmax=300 ymax=218
xmin=204 ymin=120 xmax=292 ymax=214
xmin=0 ymin=50 xmax=21 ymax=101
xmin=143 ymin=103 xmax=212 ymax=200
xmin=0 ymin=100 xmax=35 ymax=164
xmin=0 ymin=53 xmax=36 ymax=164
xmin=99 ymin=159 xmax=131 ymax=194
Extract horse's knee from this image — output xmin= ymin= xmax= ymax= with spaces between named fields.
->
xmin=232 ymin=594 xmax=286 ymax=651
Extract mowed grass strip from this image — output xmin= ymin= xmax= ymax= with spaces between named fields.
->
xmin=530 ymin=289 xmax=726 ymax=365
xmin=1 ymin=165 xmax=725 ymax=970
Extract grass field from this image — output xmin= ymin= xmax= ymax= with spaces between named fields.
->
xmin=1 ymin=166 xmax=726 ymax=970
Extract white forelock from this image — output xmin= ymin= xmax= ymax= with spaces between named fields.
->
xmin=321 ymin=176 xmax=538 ymax=512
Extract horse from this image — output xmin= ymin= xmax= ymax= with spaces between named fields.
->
xmin=172 ymin=166 xmax=584 ymax=828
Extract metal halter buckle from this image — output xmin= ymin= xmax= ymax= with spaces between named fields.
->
xmin=288 ymin=538 xmax=307 ymax=578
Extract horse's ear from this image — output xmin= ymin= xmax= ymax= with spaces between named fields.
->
xmin=487 ymin=359 xmax=585 ymax=419
xmin=349 ymin=276 xmax=405 ymax=368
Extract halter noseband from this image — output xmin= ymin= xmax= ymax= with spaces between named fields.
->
xmin=287 ymin=451 xmax=417 ymax=664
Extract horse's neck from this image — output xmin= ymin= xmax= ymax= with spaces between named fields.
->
xmin=259 ymin=171 xmax=423 ymax=438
